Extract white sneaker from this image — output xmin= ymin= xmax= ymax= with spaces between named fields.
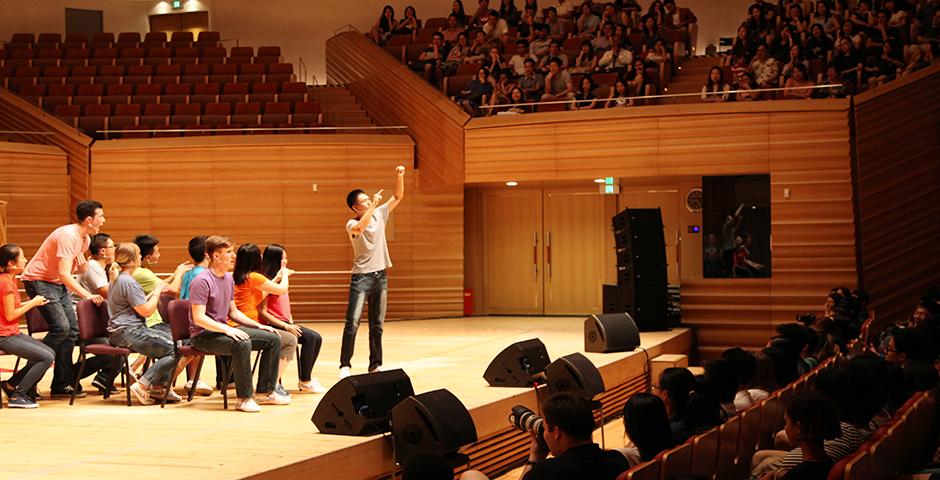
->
xmin=130 ymin=383 xmax=154 ymax=405
xmin=255 ymin=392 xmax=291 ymax=405
xmin=185 ymin=380 xmax=213 ymax=396
xmin=369 ymin=365 xmax=383 ymax=373
xmin=236 ymin=398 xmax=261 ymax=413
xmin=339 ymin=367 xmax=351 ymax=379
xmin=299 ymin=378 xmax=328 ymax=394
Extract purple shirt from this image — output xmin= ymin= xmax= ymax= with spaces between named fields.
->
xmin=188 ymin=269 xmax=234 ymax=337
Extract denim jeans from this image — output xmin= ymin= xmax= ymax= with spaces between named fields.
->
xmin=295 ymin=326 xmax=322 ymax=382
xmin=191 ymin=327 xmax=280 ymax=399
xmin=0 ymin=333 xmax=55 ymax=395
xmin=109 ymin=326 xmax=175 ymax=388
xmin=23 ymin=280 xmax=77 ymax=391
xmin=340 ymin=270 xmax=387 ymax=371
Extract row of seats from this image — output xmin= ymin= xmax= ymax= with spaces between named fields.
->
xmin=53 ymin=101 xmax=323 ymax=139
xmin=616 ymin=356 xmax=842 ymax=480
xmin=100 ymin=122 xmax=332 ymax=139
xmin=2 ymin=64 xmax=295 ymax=90
xmin=0 ymin=46 xmax=284 ymax=69
xmin=5 ymin=31 xmax=221 ymax=49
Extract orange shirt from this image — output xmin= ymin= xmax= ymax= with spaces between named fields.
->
xmin=233 ymin=271 xmax=266 ymax=326
xmin=0 ymin=275 xmax=23 ymax=337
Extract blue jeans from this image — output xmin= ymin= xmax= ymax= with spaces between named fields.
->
xmin=23 ymin=280 xmax=77 ymax=391
xmin=0 ymin=333 xmax=55 ymax=395
xmin=191 ymin=327 xmax=280 ymax=399
xmin=109 ymin=326 xmax=175 ymax=388
xmin=340 ymin=270 xmax=387 ymax=371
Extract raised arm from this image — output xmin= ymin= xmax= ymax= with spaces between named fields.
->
xmin=349 ymin=190 xmax=384 ymax=235
xmin=385 ymin=165 xmax=406 ymax=212
xmin=259 ymin=267 xmax=293 ymax=296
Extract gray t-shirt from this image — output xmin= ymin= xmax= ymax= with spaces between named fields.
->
xmin=107 ymin=272 xmax=148 ymax=333
xmin=346 ymin=203 xmax=393 ymax=274
xmin=79 ymin=260 xmax=108 ymax=295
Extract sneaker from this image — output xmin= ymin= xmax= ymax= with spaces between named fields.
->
xmin=8 ymin=394 xmax=38 ymax=409
xmin=236 ymin=398 xmax=261 ymax=413
xmin=150 ymin=388 xmax=182 ymax=404
xmin=50 ymin=386 xmax=86 ymax=399
xmin=339 ymin=366 xmax=351 ymax=379
xmin=368 ymin=365 xmax=383 ymax=373
xmin=129 ymin=383 xmax=154 ymax=405
xmin=274 ymin=383 xmax=291 ymax=397
xmin=254 ymin=391 xmax=291 ymax=406
xmin=184 ymin=380 xmax=214 ymax=396
xmin=91 ymin=378 xmax=119 ymax=395
xmin=298 ymin=378 xmax=328 ymax=394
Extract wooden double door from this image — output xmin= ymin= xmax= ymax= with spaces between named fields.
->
xmin=482 ymin=187 xmax=617 ymax=315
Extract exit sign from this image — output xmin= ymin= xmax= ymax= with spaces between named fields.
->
xmin=172 ymin=0 xmax=183 ymax=9
xmin=599 ymin=176 xmax=619 ymax=195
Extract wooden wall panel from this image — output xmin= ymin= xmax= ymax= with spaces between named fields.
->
xmin=90 ymin=135 xmax=463 ymax=322
xmin=325 ymin=32 xmax=470 ymax=188
xmin=854 ymin=64 xmax=940 ymax=329
xmin=0 ymin=88 xmax=93 ymax=210
xmin=464 ymin=100 xmax=855 ymax=359
xmin=0 ymin=142 xmax=70 ymax=256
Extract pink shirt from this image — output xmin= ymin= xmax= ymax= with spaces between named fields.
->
xmin=0 ymin=275 xmax=22 ymax=336
xmin=21 ymin=224 xmax=89 ymax=283
xmin=266 ymin=293 xmax=292 ymax=323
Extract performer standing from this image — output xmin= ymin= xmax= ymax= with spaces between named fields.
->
xmin=340 ymin=165 xmax=406 ymax=378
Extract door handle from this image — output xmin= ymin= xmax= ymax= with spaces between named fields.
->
xmin=533 ymin=231 xmax=539 ymax=279
xmin=546 ymin=231 xmax=552 ymax=279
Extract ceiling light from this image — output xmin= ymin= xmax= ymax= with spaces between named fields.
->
xmin=506 ymin=181 xmax=518 ymax=187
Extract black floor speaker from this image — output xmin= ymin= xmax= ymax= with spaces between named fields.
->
xmin=312 ymin=369 xmax=415 ymax=436
xmin=483 ymin=338 xmax=551 ymax=387
xmin=545 ymin=353 xmax=606 ymax=400
xmin=391 ymin=388 xmax=478 ymax=464
xmin=585 ymin=313 xmax=640 ymax=353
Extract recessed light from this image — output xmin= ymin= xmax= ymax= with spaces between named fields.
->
xmin=594 ymin=178 xmax=605 ymax=183
xmin=506 ymin=181 xmax=518 ymax=187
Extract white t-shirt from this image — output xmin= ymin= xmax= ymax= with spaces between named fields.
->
xmin=346 ymin=203 xmax=393 ymax=274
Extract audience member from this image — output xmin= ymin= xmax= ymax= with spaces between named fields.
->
xmin=701 ymin=66 xmax=731 ymax=102
xmin=77 ymin=233 xmax=114 ymax=300
xmin=618 ymin=392 xmax=676 ymax=467
xmin=457 ymin=68 xmax=495 ymax=115
xmin=775 ymin=390 xmax=842 ymax=480
xmin=541 ymin=57 xmax=574 ymax=100
xmin=518 ymin=58 xmax=546 ymax=100
xmin=571 ymin=75 xmax=598 ymax=109
xmin=371 ymin=5 xmax=397 ymax=44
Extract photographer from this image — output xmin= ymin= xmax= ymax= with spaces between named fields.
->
xmin=463 ymin=393 xmax=629 ymax=480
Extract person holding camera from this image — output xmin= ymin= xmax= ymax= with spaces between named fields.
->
xmin=462 ymin=393 xmax=630 ymax=480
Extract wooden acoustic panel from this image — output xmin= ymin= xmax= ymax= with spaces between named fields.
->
xmin=0 ymin=88 xmax=93 ymax=211
xmin=326 ymin=32 xmax=470 ymax=188
xmin=0 ymin=142 xmax=70 ymax=256
xmin=90 ymin=134 xmax=463 ymax=322
xmin=853 ymin=64 xmax=940 ymax=329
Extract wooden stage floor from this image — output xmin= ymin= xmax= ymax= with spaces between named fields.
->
xmin=0 ymin=316 xmax=691 ymax=480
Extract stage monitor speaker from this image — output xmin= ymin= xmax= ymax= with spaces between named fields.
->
xmin=585 ymin=313 xmax=640 ymax=353
xmin=312 ymin=369 xmax=415 ymax=436
xmin=391 ymin=388 xmax=478 ymax=464
xmin=545 ymin=353 xmax=605 ymax=400
xmin=483 ymin=338 xmax=551 ymax=387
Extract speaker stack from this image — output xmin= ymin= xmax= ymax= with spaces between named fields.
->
xmin=606 ymin=208 xmax=670 ymax=331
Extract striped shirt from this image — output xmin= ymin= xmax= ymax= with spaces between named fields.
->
xmin=779 ymin=422 xmax=871 ymax=470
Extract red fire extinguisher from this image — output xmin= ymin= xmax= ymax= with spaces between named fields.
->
xmin=463 ymin=289 xmax=474 ymax=316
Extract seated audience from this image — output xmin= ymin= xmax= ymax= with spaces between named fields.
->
xmin=518 ymin=58 xmax=546 ymax=100
xmin=777 ymin=390 xmax=842 ymax=480
xmin=703 ymin=358 xmax=740 ymax=418
xmin=457 ymin=68 xmax=495 ymax=115
xmin=571 ymin=76 xmax=598 ymax=109
xmin=783 ymin=63 xmax=815 ymax=98
xmin=605 ymin=79 xmax=633 ymax=107
xmin=701 ymin=66 xmax=731 ymax=102
xmin=394 ymin=6 xmax=421 ymax=36
xmin=656 ymin=367 xmax=721 ymax=444
xmin=576 ymin=2 xmax=601 ymax=37
xmin=442 ymin=14 xmax=466 ymax=44
xmin=569 ymin=40 xmax=598 ymax=74
xmin=0 ymin=244 xmax=54 ymax=408
xmin=179 ymin=235 xmax=215 ymax=396
xmin=77 ymin=233 xmax=114 ymax=300
xmin=737 ymin=72 xmax=760 ymax=100
xmin=541 ymin=57 xmax=574 ymax=100
xmin=749 ymin=44 xmax=781 ymax=88
xmin=617 ymin=392 xmax=676 ymax=467
xmin=538 ymin=40 xmax=569 ymax=72
xmin=371 ymin=5 xmax=397 ymax=44
xmin=509 ymin=39 xmax=535 ymax=76
xmin=597 ymin=41 xmax=633 ymax=72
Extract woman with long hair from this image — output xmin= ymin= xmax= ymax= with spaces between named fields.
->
xmin=371 ymin=5 xmax=397 ymax=44
xmin=618 ymin=392 xmax=676 ymax=466
xmin=0 ymin=244 xmax=53 ymax=408
xmin=233 ymin=243 xmax=298 ymax=396
xmin=701 ymin=66 xmax=730 ymax=102
xmin=260 ymin=244 xmax=326 ymax=393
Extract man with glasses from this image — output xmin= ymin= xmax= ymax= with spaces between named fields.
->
xmin=77 ymin=233 xmax=114 ymax=299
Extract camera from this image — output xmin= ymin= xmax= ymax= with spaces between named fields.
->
xmin=509 ymin=405 xmax=550 ymax=452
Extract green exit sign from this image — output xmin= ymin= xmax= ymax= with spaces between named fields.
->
xmin=172 ymin=0 xmax=183 ymax=9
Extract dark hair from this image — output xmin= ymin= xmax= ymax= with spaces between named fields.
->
xmin=891 ymin=328 xmax=926 ymax=360
xmin=792 ymin=62 xmax=808 ymax=79
xmin=703 ymin=359 xmax=739 ymax=404
xmin=402 ymin=453 xmax=453 ymax=480
xmin=705 ymin=66 xmax=724 ymax=91
xmin=433 ymin=32 xmax=444 ymax=40
xmin=89 ymin=233 xmax=111 ymax=258
xmin=547 ymin=56 xmax=563 ymax=66
xmin=659 ymin=367 xmax=695 ymax=415
xmin=722 ymin=347 xmax=756 ymax=386
xmin=762 ymin=345 xmax=795 ymax=386
xmin=542 ymin=392 xmax=595 ymax=441
xmin=76 ymin=199 xmax=103 ymax=223
xmin=233 ymin=243 xmax=263 ymax=286
xmin=786 ymin=390 xmax=841 ymax=441
xmin=187 ymin=235 xmax=208 ymax=263
xmin=346 ymin=189 xmax=366 ymax=210
xmin=516 ymin=38 xmax=529 ymax=47
xmin=524 ymin=57 xmax=536 ymax=66
xmin=623 ymin=393 xmax=675 ymax=461
xmin=0 ymin=244 xmax=21 ymax=272
xmin=262 ymin=243 xmax=285 ymax=280
xmin=134 ymin=234 xmax=160 ymax=259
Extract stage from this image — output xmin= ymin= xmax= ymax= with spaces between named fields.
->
xmin=0 ymin=316 xmax=691 ymax=480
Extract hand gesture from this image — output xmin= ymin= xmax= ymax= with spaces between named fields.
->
xmin=89 ymin=294 xmax=105 ymax=306
xmin=396 ymin=165 xmax=406 ymax=175
xmin=29 ymin=295 xmax=50 ymax=307
xmin=175 ymin=261 xmax=194 ymax=274
xmin=372 ymin=189 xmax=384 ymax=204
xmin=280 ymin=266 xmax=295 ymax=277
xmin=284 ymin=324 xmax=303 ymax=337
xmin=225 ymin=327 xmax=251 ymax=341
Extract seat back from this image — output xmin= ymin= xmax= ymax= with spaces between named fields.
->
xmin=715 ymin=414 xmax=740 ymax=480
xmin=75 ymin=299 xmax=110 ymax=342
xmin=735 ymin=404 xmax=762 ymax=478
xmin=758 ymin=394 xmax=782 ymax=449
xmin=689 ymin=427 xmax=719 ymax=478
xmin=622 ymin=457 xmax=660 ymax=480
xmin=25 ymin=307 xmax=49 ymax=335
xmin=659 ymin=442 xmax=693 ymax=479
xmin=166 ymin=299 xmax=193 ymax=343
